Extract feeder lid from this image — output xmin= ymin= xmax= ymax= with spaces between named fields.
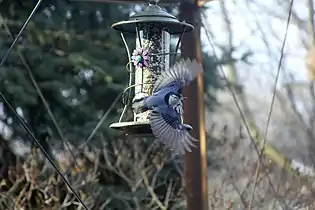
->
xmin=112 ymin=1 xmax=194 ymax=34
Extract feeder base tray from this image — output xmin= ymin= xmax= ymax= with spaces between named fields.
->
xmin=110 ymin=121 xmax=153 ymax=136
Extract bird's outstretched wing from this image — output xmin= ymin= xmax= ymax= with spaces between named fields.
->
xmin=150 ymin=108 xmax=198 ymax=155
xmin=152 ymin=59 xmax=203 ymax=93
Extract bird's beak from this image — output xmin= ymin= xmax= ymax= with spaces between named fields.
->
xmin=181 ymin=96 xmax=187 ymax=100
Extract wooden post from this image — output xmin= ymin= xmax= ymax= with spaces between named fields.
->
xmin=179 ymin=1 xmax=208 ymax=210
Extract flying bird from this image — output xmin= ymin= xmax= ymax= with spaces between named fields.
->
xmin=132 ymin=59 xmax=204 ymax=155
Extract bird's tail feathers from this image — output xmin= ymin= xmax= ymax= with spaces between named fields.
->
xmin=158 ymin=132 xmax=198 ymax=155
xmin=150 ymin=111 xmax=199 ymax=155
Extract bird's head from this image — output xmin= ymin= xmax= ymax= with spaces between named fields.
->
xmin=168 ymin=93 xmax=187 ymax=107
xmin=168 ymin=94 xmax=181 ymax=107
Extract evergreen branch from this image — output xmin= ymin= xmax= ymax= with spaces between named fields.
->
xmin=0 ymin=13 xmax=76 ymax=167
xmin=0 ymin=12 xmax=91 ymax=209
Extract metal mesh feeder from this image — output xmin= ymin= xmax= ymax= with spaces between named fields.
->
xmin=109 ymin=0 xmax=194 ymax=135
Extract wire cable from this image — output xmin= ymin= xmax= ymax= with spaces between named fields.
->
xmin=119 ymin=32 xmax=134 ymax=122
xmin=0 ymin=0 xmax=42 ymax=67
xmin=0 ymin=1 xmax=89 ymax=209
xmin=201 ymin=13 xmax=287 ymax=210
xmin=0 ymin=93 xmax=89 ymax=210
xmin=0 ymin=10 xmax=87 ymax=179
xmin=248 ymin=0 xmax=294 ymax=207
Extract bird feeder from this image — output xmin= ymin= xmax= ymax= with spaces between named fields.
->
xmin=109 ymin=0 xmax=194 ymax=135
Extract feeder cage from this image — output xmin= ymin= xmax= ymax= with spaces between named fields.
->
xmin=109 ymin=0 xmax=194 ymax=135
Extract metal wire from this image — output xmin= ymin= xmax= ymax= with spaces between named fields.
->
xmin=201 ymin=13 xmax=287 ymax=210
xmin=172 ymin=26 xmax=186 ymax=65
xmin=261 ymin=0 xmax=294 ymax=157
xmin=0 ymin=93 xmax=89 ymax=210
xmin=0 ymin=1 xmax=89 ymax=209
xmin=80 ymin=93 xmax=122 ymax=149
xmin=66 ymin=37 xmax=126 ymax=188
xmin=0 ymin=10 xmax=91 ymax=189
xmin=0 ymin=0 xmax=42 ymax=67
xmin=119 ymin=32 xmax=134 ymax=122
xmin=136 ymin=25 xmax=142 ymax=48
xmin=249 ymin=0 xmax=294 ymax=207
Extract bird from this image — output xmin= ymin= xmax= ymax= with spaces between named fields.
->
xmin=132 ymin=58 xmax=204 ymax=155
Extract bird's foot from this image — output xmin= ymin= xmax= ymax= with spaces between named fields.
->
xmin=181 ymin=124 xmax=193 ymax=131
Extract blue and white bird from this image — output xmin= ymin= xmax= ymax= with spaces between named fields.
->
xmin=132 ymin=59 xmax=204 ymax=155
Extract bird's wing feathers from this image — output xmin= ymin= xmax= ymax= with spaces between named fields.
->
xmin=148 ymin=58 xmax=202 ymax=154
xmin=150 ymin=109 xmax=198 ymax=155
xmin=152 ymin=59 xmax=203 ymax=93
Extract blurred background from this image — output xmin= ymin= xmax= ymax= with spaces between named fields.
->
xmin=0 ymin=0 xmax=315 ymax=209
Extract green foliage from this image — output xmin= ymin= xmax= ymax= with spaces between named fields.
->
xmin=202 ymin=51 xmax=223 ymax=105
xmin=0 ymin=1 xmax=132 ymax=144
